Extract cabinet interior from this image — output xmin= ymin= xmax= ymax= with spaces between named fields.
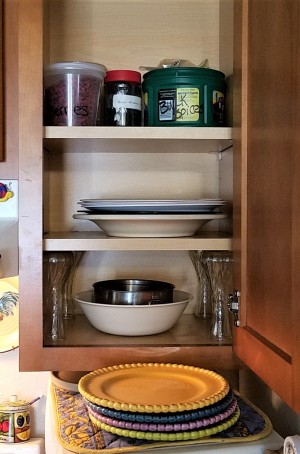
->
xmin=28 ymin=0 xmax=236 ymax=365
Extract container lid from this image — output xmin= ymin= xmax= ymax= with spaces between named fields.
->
xmin=0 ymin=395 xmax=30 ymax=412
xmin=44 ymin=61 xmax=107 ymax=78
xmin=105 ymin=70 xmax=141 ymax=84
xmin=142 ymin=66 xmax=225 ymax=81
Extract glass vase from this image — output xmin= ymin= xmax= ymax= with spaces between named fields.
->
xmin=43 ymin=251 xmax=73 ymax=342
xmin=62 ymin=251 xmax=83 ymax=319
xmin=202 ymin=251 xmax=233 ymax=341
xmin=190 ymin=250 xmax=212 ymax=319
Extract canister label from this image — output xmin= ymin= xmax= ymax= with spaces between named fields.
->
xmin=212 ymin=90 xmax=225 ymax=124
xmin=158 ymin=89 xmax=176 ymax=121
xmin=0 ymin=410 xmax=30 ymax=443
xmin=112 ymin=94 xmax=142 ymax=111
xmin=0 ymin=413 xmax=14 ymax=443
xmin=158 ymin=88 xmax=200 ymax=122
xmin=176 ymin=88 xmax=199 ymax=122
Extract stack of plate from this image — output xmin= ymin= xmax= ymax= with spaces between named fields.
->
xmin=73 ymin=199 xmax=228 ymax=237
xmin=78 ymin=363 xmax=240 ymax=442
xmin=77 ymin=199 xmax=227 ymax=214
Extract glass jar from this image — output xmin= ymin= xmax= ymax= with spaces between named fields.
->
xmin=104 ymin=70 xmax=142 ymax=126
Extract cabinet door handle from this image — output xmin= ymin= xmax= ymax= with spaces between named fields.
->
xmin=228 ymin=290 xmax=240 ymax=327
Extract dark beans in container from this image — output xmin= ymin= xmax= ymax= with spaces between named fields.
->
xmin=44 ymin=61 xmax=106 ymax=126
xmin=104 ymin=70 xmax=142 ymax=126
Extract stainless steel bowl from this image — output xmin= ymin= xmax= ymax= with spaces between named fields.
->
xmin=92 ymin=279 xmax=175 ymax=305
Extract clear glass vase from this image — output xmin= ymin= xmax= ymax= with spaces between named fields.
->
xmin=202 ymin=251 xmax=233 ymax=341
xmin=43 ymin=251 xmax=73 ymax=342
xmin=62 ymin=251 xmax=83 ymax=319
xmin=190 ymin=250 xmax=212 ymax=319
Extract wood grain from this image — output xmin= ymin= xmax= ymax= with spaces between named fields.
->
xmin=233 ymin=0 xmax=300 ymax=413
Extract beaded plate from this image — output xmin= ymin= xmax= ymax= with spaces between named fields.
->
xmin=84 ymin=390 xmax=235 ymax=424
xmin=51 ymin=380 xmax=273 ymax=453
xmin=78 ymin=363 xmax=230 ymax=413
xmin=89 ymin=408 xmax=241 ymax=442
xmin=87 ymin=397 xmax=238 ymax=432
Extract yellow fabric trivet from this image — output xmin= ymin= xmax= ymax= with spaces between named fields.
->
xmin=52 ymin=383 xmax=104 ymax=451
xmin=51 ymin=383 xmax=273 ymax=454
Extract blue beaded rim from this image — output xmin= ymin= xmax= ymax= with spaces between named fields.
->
xmin=88 ymin=397 xmax=238 ymax=433
xmin=84 ymin=389 xmax=234 ymax=424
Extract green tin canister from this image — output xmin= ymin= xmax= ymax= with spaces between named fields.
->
xmin=142 ymin=67 xmax=226 ymax=127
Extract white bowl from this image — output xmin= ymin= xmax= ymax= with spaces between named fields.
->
xmin=73 ymin=213 xmax=227 ymax=237
xmin=74 ymin=289 xmax=192 ymax=336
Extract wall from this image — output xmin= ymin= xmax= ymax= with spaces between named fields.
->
xmin=0 ymin=348 xmax=49 ymax=438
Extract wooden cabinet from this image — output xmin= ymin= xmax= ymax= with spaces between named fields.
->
xmin=232 ymin=0 xmax=300 ymax=413
xmin=0 ymin=0 xmax=18 ymax=175
xmin=17 ymin=0 xmax=300 ymax=413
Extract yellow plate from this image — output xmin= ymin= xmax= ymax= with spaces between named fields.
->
xmin=79 ymin=363 xmax=230 ymax=413
xmin=0 ymin=276 xmax=19 ymax=353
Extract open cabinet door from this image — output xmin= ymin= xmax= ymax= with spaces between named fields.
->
xmin=233 ymin=0 xmax=300 ymax=413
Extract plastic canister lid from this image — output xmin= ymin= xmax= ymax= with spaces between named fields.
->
xmin=105 ymin=70 xmax=141 ymax=84
xmin=44 ymin=61 xmax=107 ymax=78
xmin=142 ymin=66 xmax=225 ymax=81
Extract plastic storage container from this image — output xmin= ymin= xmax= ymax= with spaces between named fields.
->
xmin=44 ymin=61 xmax=107 ymax=126
xmin=142 ymin=67 xmax=226 ymax=127
xmin=104 ymin=70 xmax=142 ymax=126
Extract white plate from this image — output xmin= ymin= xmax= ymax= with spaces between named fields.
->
xmin=78 ymin=199 xmax=227 ymax=213
xmin=73 ymin=213 xmax=227 ymax=237
xmin=79 ymin=206 xmax=224 ymax=214
xmin=79 ymin=198 xmax=225 ymax=204
xmin=0 ymin=276 xmax=19 ymax=353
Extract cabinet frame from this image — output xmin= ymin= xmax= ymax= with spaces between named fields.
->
xmin=18 ymin=0 xmax=236 ymax=373
xmin=17 ymin=0 xmax=300 ymax=414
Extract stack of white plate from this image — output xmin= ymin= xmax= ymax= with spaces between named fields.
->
xmin=77 ymin=198 xmax=227 ymax=213
xmin=73 ymin=199 xmax=228 ymax=237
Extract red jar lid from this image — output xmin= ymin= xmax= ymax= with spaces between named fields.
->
xmin=105 ymin=70 xmax=141 ymax=84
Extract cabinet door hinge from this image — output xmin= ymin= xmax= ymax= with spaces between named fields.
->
xmin=228 ymin=290 xmax=240 ymax=327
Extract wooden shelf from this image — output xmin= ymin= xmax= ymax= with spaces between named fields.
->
xmin=39 ymin=344 xmax=237 ymax=372
xmin=39 ymin=314 xmax=238 ymax=371
xmin=43 ymin=126 xmax=233 ymax=154
xmin=45 ymin=314 xmax=232 ymax=347
xmin=44 ymin=126 xmax=233 ymax=140
xmin=43 ymin=231 xmax=232 ymax=251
